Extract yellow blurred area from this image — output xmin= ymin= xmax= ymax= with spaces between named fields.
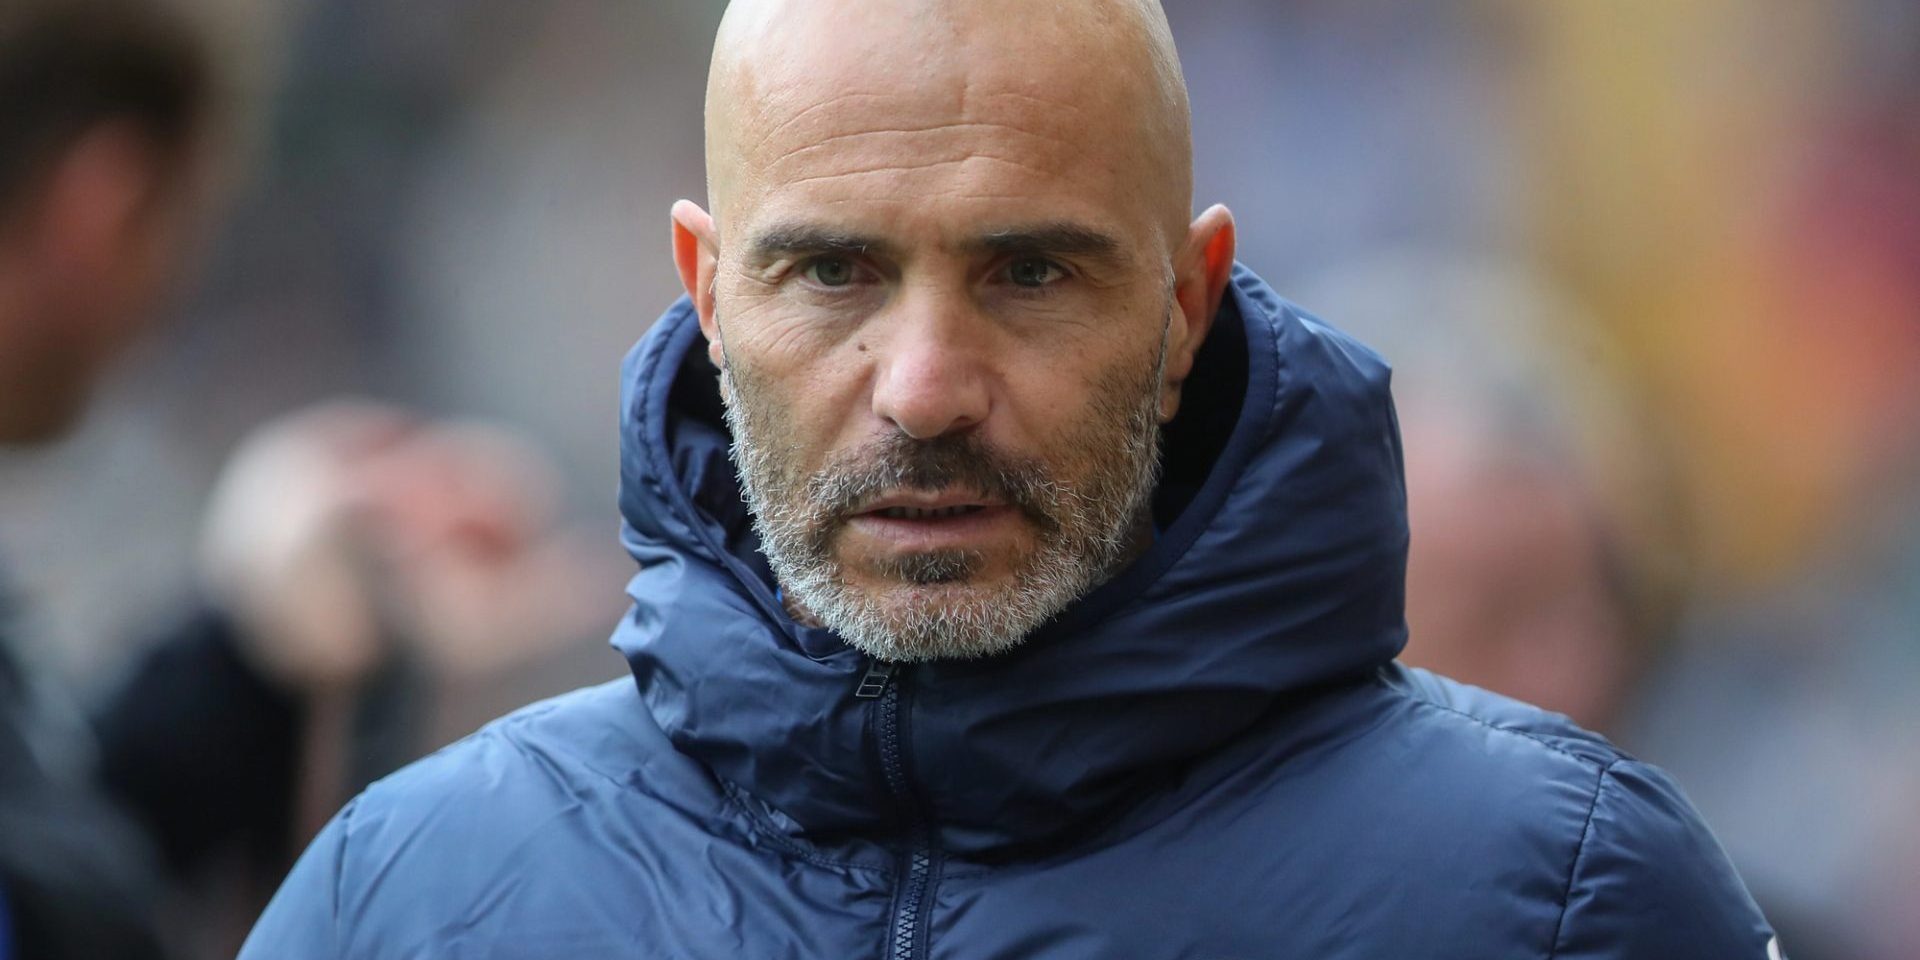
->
xmin=1520 ymin=0 xmax=1919 ymax=587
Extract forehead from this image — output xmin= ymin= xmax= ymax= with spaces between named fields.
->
xmin=720 ymin=23 xmax=1169 ymax=250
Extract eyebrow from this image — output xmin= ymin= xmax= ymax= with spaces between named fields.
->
xmin=969 ymin=223 xmax=1128 ymax=265
xmin=746 ymin=223 xmax=894 ymax=263
xmin=742 ymin=219 xmax=1131 ymax=267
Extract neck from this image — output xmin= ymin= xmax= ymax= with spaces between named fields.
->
xmin=782 ymin=590 xmax=825 ymax=628
xmin=0 ymin=261 xmax=65 ymax=445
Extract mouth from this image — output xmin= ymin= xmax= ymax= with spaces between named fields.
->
xmin=851 ymin=489 xmax=1006 ymax=519
xmin=843 ymin=492 xmax=1021 ymax=553
xmin=869 ymin=504 xmax=991 ymax=520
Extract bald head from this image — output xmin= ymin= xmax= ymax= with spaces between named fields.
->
xmin=703 ymin=0 xmax=1193 ymax=249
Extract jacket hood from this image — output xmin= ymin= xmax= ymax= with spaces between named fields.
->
xmin=611 ymin=265 xmax=1408 ymax=859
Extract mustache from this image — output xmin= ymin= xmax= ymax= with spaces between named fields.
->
xmin=807 ymin=431 xmax=1062 ymax=534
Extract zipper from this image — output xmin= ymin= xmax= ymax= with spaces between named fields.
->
xmin=869 ymin=659 xmax=939 ymax=960
xmin=854 ymin=659 xmax=897 ymax=700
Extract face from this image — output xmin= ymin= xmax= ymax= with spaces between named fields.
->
xmin=0 ymin=126 xmax=207 ymax=443
xmin=675 ymin=4 xmax=1235 ymax=661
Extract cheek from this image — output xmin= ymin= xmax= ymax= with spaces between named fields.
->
xmin=726 ymin=325 xmax=875 ymax=462
xmin=994 ymin=321 xmax=1161 ymax=445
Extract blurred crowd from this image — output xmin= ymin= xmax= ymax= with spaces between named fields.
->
xmin=0 ymin=1 xmax=1913 ymax=958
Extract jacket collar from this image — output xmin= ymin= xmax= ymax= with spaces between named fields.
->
xmin=612 ymin=265 xmax=1409 ymax=859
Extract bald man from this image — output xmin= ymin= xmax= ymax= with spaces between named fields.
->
xmin=244 ymin=2 xmax=1778 ymax=957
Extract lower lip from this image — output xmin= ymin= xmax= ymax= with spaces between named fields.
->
xmin=844 ymin=505 xmax=1022 ymax=552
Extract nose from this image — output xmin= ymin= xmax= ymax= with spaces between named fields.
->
xmin=869 ymin=294 xmax=991 ymax=440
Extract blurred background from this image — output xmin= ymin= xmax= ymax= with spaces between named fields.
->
xmin=0 ymin=1 xmax=1913 ymax=957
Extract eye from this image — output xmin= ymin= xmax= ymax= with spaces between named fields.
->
xmin=803 ymin=256 xmax=858 ymax=287
xmin=1006 ymin=257 xmax=1065 ymax=288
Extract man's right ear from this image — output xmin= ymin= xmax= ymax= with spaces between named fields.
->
xmin=670 ymin=200 xmax=722 ymax=365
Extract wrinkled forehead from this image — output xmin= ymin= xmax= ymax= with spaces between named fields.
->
xmin=711 ymin=9 xmax=1184 ymax=252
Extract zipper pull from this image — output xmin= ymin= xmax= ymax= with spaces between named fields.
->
xmin=853 ymin=659 xmax=898 ymax=699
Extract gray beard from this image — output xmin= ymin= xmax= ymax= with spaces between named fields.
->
xmin=718 ymin=315 xmax=1169 ymax=662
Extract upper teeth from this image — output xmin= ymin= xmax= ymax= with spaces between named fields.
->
xmin=879 ymin=505 xmax=981 ymax=519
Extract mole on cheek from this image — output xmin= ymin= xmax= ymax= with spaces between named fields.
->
xmin=857 ymin=342 xmax=868 ymax=352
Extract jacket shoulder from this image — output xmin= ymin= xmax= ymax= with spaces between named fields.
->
xmin=1378 ymin=663 xmax=1625 ymax=768
xmin=241 ymin=680 xmax=725 ymax=959
xmin=341 ymin=678 xmax=714 ymax=857
xmin=380 ymin=678 xmax=664 ymax=791
xmin=1367 ymin=665 xmax=1776 ymax=957
xmin=1549 ymin=756 xmax=1778 ymax=957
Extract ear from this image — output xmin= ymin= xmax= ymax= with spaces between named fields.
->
xmin=1161 ymin=203 xmax=1236 ymax=423
xmin=36 ymin=124 xmax=164 ymax=285
xmin=670 ymin=199 xmax=724 ymax=368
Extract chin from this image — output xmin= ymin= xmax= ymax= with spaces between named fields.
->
xmin=0 ymin=390 xmax=93 ymax=446
xmin=832 ymin=576 xmax=1043 ymax=662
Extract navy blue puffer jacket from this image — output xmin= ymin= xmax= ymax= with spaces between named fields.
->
xmin=242 ymin=267 xmax=1777 ymax=959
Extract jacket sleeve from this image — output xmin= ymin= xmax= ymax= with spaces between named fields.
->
xmin=238 ymin=798 xmax=356 ymax=960
xmin=1549 ymin=759 xmax=1781 ymax=959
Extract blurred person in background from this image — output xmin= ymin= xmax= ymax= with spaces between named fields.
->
xmin=0 ymin=1 xmax=218 ymax=954
xmin=158 ymin=401 xmax=619 ymax=956
xmin=0 ymin=2 xmax=622 ymax=958
xmin=0 ymin=0 xmax=211 ymax=445
xmin=1298 ymin=252 xmax=1679 ymax=734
